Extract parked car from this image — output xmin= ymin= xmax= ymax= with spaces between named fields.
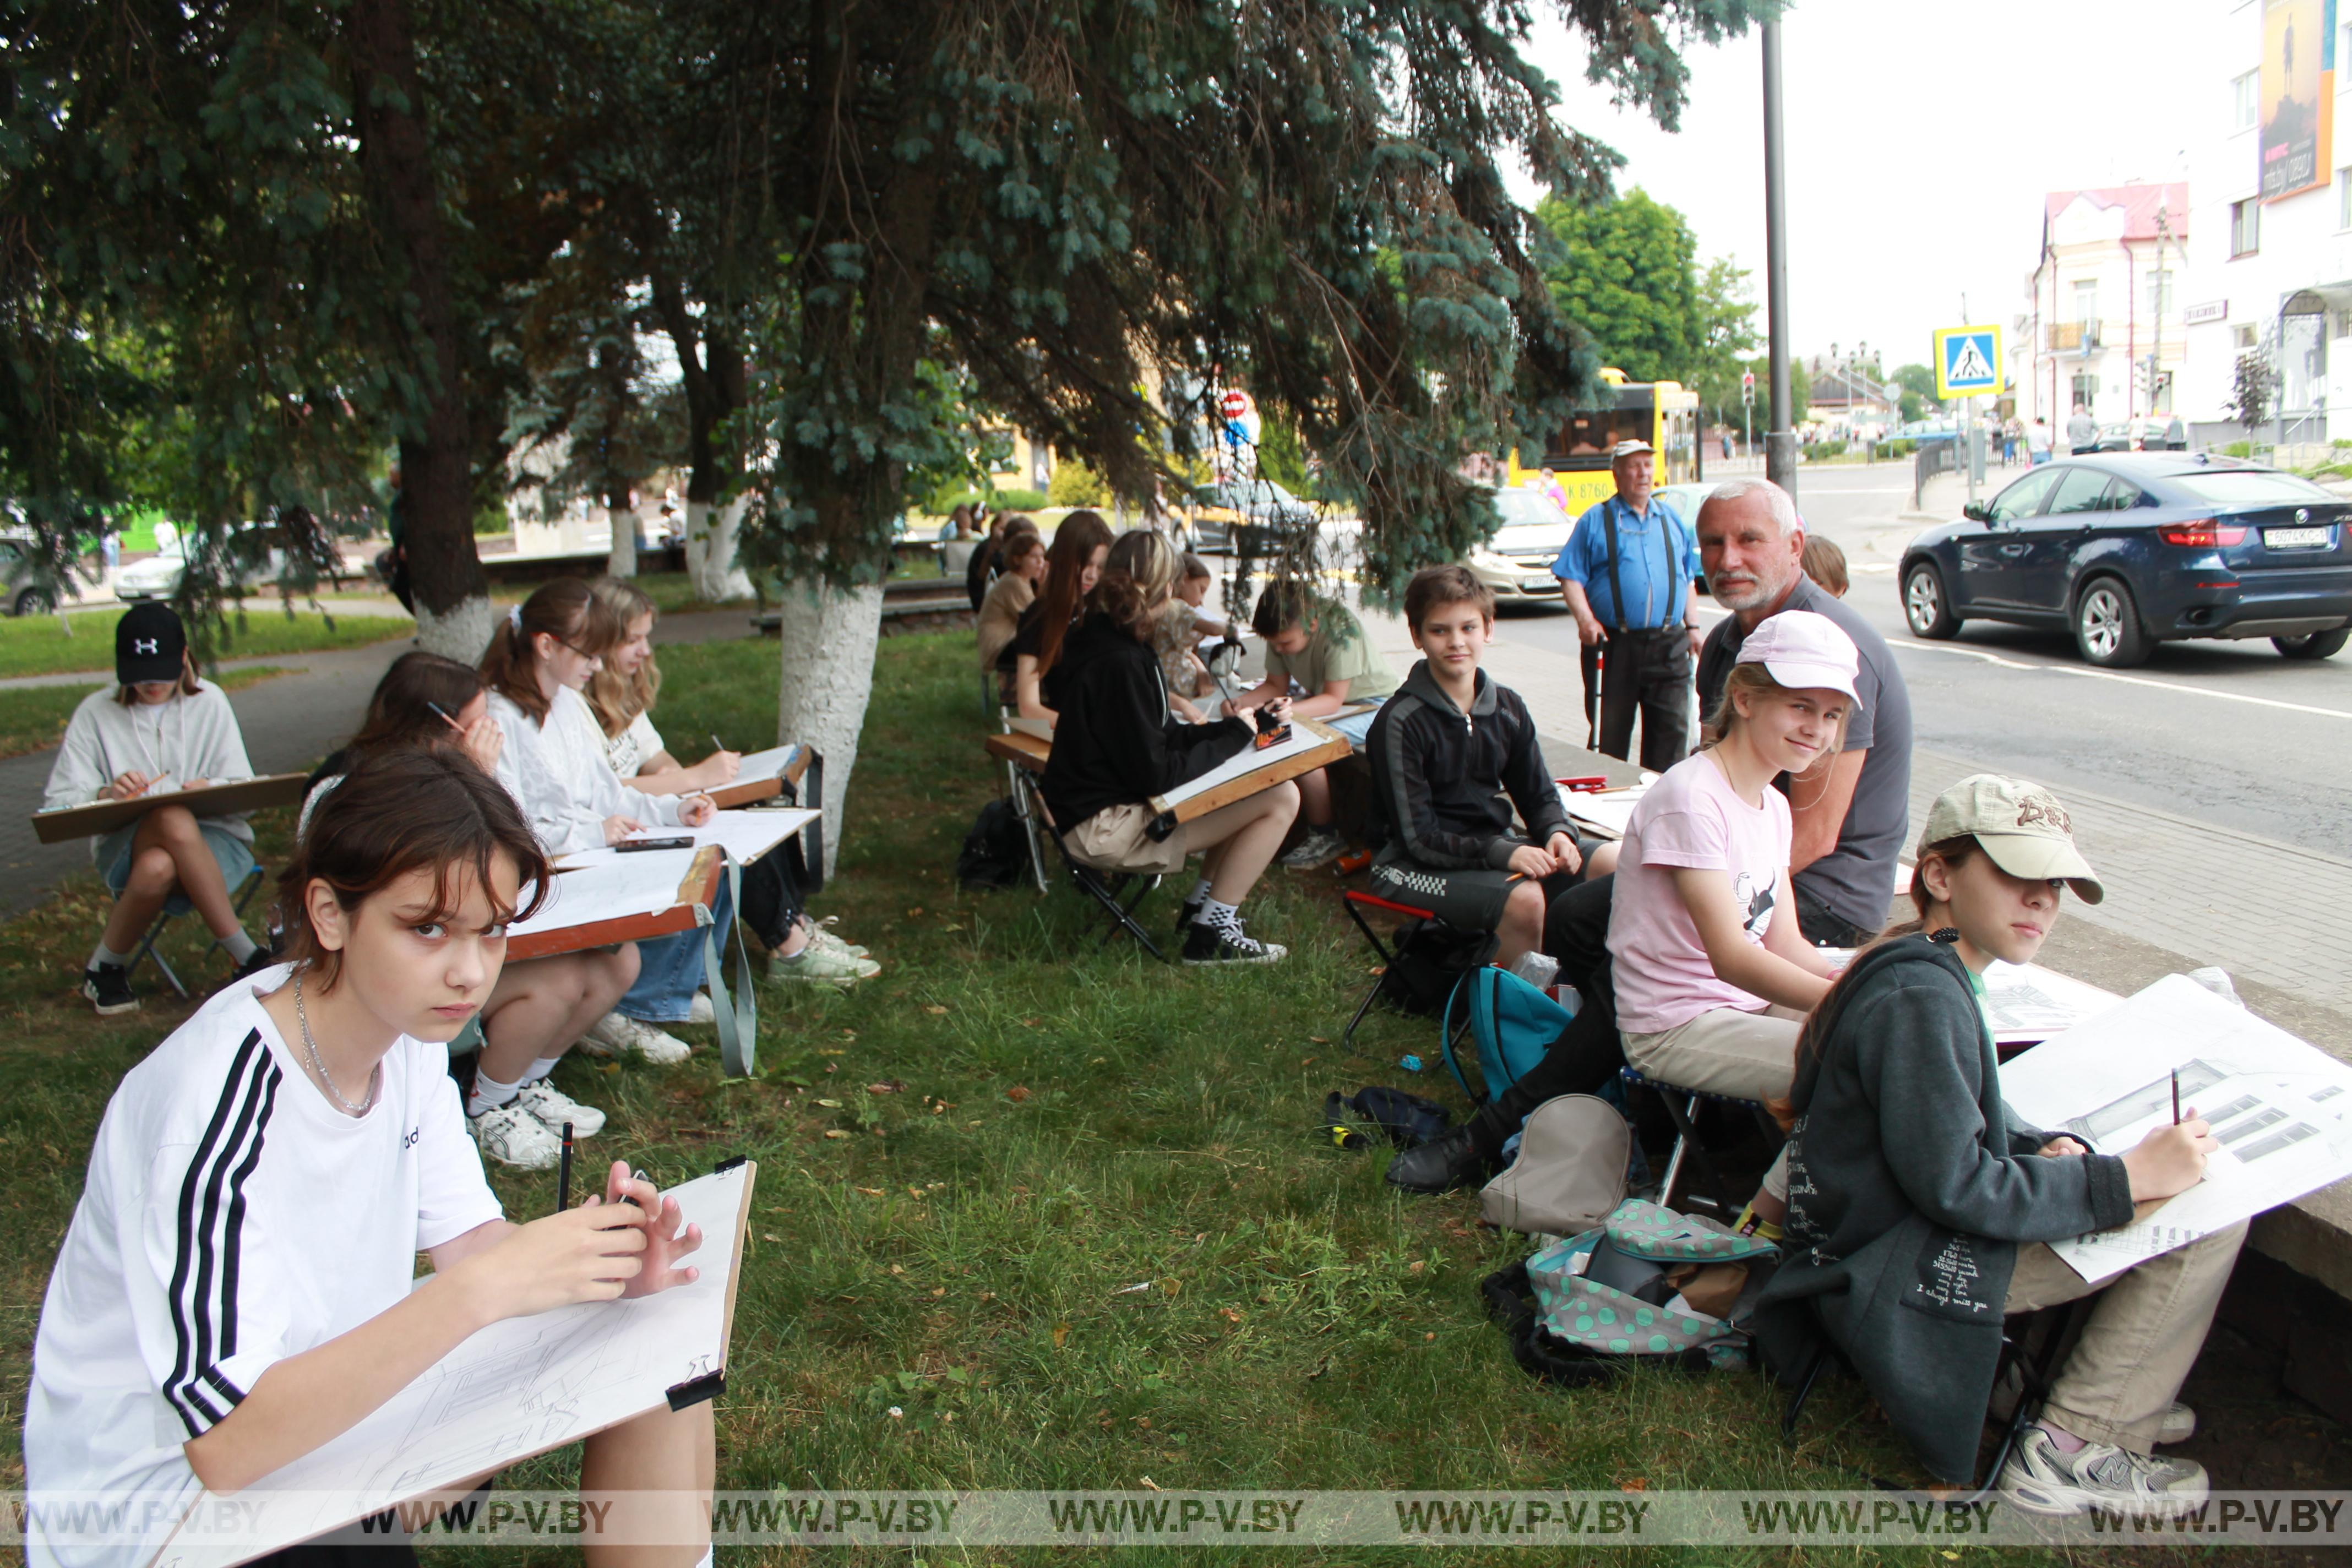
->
xmin=115 ymin=523 xmax=285 ymax=602
xmin=1464 ymin=487 xmax=1575 ymax=605
xmin=1177 ymin=477 xmax=1317 ymax=553
xmin=1899 ymin=454 xmax=2352 ymax=666
xmin=0 ymin=535 xmax=57 ymax=616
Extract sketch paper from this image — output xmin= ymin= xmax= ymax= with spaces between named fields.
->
xmin=1326 ymin=709 xmax=1379 ymax=749
xmin=2000 ymin=976 xmax=2352 ymax=1281
xmin=1151 ymin=720 xmax=1337 ymax=813
xmin=558 ymin=809 xmax=818 ymax=871
xmin=510 ymin=850 xmax=701 ymax=938
xmin=153 ymin=1163 xmax=756 ymax=1568
xmin=1004 ymin=715 xmax=1054 ymax=741
xmin=1558 ymin=785 xmax=1648 ymax=839
xmin=1979 ymin=961 xmax=2124 ymax=1046
xmin=729 ymin=742 xmax=802 ymax=781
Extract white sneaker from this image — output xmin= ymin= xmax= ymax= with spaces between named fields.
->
xmin=804 ymin=918 xmax=869 ymax=960
xmin=1278 ymin=827 xmax=1344 ymax=870
xmin=513 ymin=1078 xmax=607 ymax=1138
xmin=772 ymin=942 xmax=880 ymax=987
xmin=2000 ymin=1426 xmax=2210 ymax=1517
xmin=583 ymin=1011 xmax=693 ymax=1065
xmin=469 ymin=1101 xmax=563 ymax=1169
xmin=688 ymin=992 xmax=716 ymax=1026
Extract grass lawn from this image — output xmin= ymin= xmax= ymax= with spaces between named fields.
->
xmin=0 ymin=606 xmax=410 ymax=679
xmin=0 ymin=666 xmax=293 ymax=760
xmin=0 ymin=630 xmax=2121 ymax=1565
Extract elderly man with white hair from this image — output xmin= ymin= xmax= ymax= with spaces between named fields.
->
xmin=1692 ymin=477 xmax=1914 ymax=947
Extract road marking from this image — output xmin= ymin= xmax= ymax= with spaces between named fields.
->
xmin=1885 ymin=636 xmax=2352 ymax=721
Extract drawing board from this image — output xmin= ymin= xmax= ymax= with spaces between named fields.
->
xmin=2000 ymin=976 xmax=2352 ymax=1281
xmin=1557 ymin=783 xmax=1648 ymax=839
xmin=31 ymin=773 xmax=308 ymax=844
xmin=557 ymin=809 xmax=818 ymax=870
xmin=151 ymin=1163 xmax=757 ymax=1568
xmin=1148 ymin=718 xmax=1347 ymax=821
xmin=509 ymin=850 xmax=704 ymax=939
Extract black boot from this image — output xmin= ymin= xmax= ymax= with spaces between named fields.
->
xmin=1385 ymin=1124 xmax=1501 ymax=1194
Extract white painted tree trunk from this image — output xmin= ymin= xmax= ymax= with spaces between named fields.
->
xmin=685 ymin=496 xmax=754 ymax=602
xmin=412 ymin=593 xmax=497 ymax=663
xmin=607 ymin=509 xmax=638 ymax=578
xmin=772 ymin=579 xmax=884 ymax=883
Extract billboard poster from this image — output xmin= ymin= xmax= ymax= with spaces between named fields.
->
xmin=2262 ymin=0 xmax=2335 ymax=202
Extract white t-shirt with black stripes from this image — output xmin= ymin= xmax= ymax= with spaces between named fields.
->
xmin=25 ymin=963 xmax=502 ymax=1568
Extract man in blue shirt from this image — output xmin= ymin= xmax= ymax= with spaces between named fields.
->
xmin=1550 ymin=440 xmax=1703 ymax=770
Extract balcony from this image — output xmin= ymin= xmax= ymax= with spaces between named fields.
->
xmin=2046 ymin=322 xmax=2104 ymax=352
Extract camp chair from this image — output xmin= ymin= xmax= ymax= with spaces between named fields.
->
xmin=1013 ymin=771 xmax=1169 ymax=961
xmin=1338 ymin=888 xmax=1489 ymax=1053
xmin=1778 ymin=1295 xmax=2098 ymax=1504
xmin=995 ymin=705 xmax=1052 ymax=895
xmin=128 ymin=861 xmax=268 ymax=999
xmin=1616 ymin=1065 xmax=1784 ymax=1220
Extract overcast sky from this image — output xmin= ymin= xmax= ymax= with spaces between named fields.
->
xmin=1513 ymin=0 xmax=2208 ymax=374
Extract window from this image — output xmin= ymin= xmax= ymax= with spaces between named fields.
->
xmin=2234 ymin=70 xmax=2260 ymax=129
xmin=2102 ymin=480 xmax=2144 ymax=511
xmin=2044 ymin=466 xmax=2115 ymax=517
xmin=2148 ymin=268 xmax=2174 ymax=317
xmin=2231 ymin=198 xmax=2261 ymax=257
xmin=2174 ymin=471 xmax=2338 ymax=505
xmin=1986 ymin=469 xmax=2060 ymax=525
xmin=2071 ymin=372 xmax=2100 ymax=408
xmin=2236 ymin=324 xmax=2259 ymax=350
xmin=2072 ymin=279 xmax=2100 ymax=323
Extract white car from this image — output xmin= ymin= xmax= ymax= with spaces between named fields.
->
xmin=115 ymin=525 xmax=284 ymax=601
xmin=1464 ymin=487 xmax=1575 ymax=605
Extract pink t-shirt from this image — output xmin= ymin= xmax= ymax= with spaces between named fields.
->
xmin=1607 ymin=752 xmax=1793 ymax=1035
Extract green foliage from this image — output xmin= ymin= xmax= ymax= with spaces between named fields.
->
xmin=1892 ymin=363 xmax=1939 ymax=424
xmin=1046 ymin=460 xmax=1108 ymax=509
xmin=1537 ymin=189 xmax=1701 ymax=384
xmin=1809 ymin=439 xmax=1847 ymax=459
xmin=2231 ymin=352 xmax=2273 ymax=433
xmin=0 ymin=608 xmax=406 ymax=680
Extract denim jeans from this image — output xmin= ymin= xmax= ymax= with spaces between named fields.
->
xmin=618 ymin=878 xmax=736 ymax=1023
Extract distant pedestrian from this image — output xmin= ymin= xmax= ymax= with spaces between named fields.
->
xmin=2065 ymin=404 xmax=2097 ymax=456
xmin=1722 ymin=430 xmax=1735 ymax=460
xmin=2030 ymin=418 xmax=2053 ymax=465
xmin=2165 ymin=413 xmax=2187 ymax=451
xmin=1551 ymin=439 xmax=1701 ymax=771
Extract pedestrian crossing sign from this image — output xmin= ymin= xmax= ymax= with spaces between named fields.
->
xmin=1934 ymin=324 xmax=2003 ymax=398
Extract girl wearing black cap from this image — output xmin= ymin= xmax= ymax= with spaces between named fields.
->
xmin=41 ymin=603 xmax=269 ymax=1014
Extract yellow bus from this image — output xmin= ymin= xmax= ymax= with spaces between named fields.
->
xmin=1505 ymin=370 xmax=1701 ymax=514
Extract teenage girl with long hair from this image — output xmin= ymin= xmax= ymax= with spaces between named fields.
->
xmin=27 ymin=748 xmax=715 ymax=1568
xmin=1009 ymin=509 xmax=1115 ymax=724
xmin=1756 ymin=774 xmax=2236 ymax=1515
xmin=303 ymin=651 xmax=640 ymax=1169
xmin=1039 ymin=529 xmax=1298 ymax=965
xmin=586 ymin=577 xmax=875 ymax=986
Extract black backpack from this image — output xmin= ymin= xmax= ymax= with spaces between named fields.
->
xmin=956 ymin=798 xmax=1035 ymax=889
xmin=1374 ymin=919 xmax=1498 ymax=1017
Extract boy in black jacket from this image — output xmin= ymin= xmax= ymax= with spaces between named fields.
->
xmin=1366 ymin=565 xmax=1579 ymax=970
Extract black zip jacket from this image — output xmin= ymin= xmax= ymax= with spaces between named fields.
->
xmin=1040 ymin=611 xmax=1251 ymax=829
xmin=1752 ymin=935 xmax=2134 ymax=1482
xmin=1365 ymin=660 xmax=1570 ymax=869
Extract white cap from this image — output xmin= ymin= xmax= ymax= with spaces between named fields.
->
xmin=1609 ymin=439 xmax=1654 ymax=461
xmin=1734 ymin=609 xmax=1863 ymax=707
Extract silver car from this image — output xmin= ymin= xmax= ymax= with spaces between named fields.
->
xmin=1463 ymin=487 xmax=1575 ymax=605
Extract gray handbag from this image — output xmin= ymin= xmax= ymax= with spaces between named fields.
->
xmin=1480 ymin=1094 xmax=1632 ymax=1237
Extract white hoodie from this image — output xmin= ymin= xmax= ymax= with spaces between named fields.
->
xmin=41 ymin=684 xmax=257 ymax=859
xmin=486 ymin=685 xmax=682 ymax=856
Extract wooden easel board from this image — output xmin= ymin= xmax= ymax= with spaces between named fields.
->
xmin=31 ymin=773 xmax=308 ymax=845
xmin=706 ymin=743 xmax=811 ymax=809
xmin=505 ymin=846 xmax=721 ymax=962
xmin=147 ymin=1162 xmax=759 ymax=1568
xmin=1152 ymin=718 xmax=1348 ymax=825
xmin=985 ymin=729 xmax=1050 ymax=775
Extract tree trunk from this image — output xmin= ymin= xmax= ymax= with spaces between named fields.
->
xmin=772 ymin=579 xmax=883 ymax=883
xmin=685 ymin=494 xmax=753 ymax=601
xmin=347 ymin=0 xmax=488 ymax=650
xmin=607 ymin=504 xmax=637 ymax=578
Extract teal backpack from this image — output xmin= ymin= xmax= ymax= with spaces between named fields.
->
xmin=1441 ymin=965 xmax=1574 ymax=1103
xmin=1528 ymin=1199 xmax=1778 ymax=1363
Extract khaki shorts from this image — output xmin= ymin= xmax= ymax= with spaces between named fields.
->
xmin=1621 ymin=1003 xmax=1807 ymax=1106
xmin=1065 ymin=801 xmax=1190 ymax=876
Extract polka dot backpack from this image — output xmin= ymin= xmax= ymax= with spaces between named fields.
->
xmin=1524 ymin=1199 xmax=1780 ymax=1367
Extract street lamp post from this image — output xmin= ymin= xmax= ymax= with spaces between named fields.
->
xmin=1761 ymin=17 xmax=1796 ymax=501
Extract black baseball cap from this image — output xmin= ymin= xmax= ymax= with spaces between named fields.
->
xmin=116 ymin=603 xmax=187 ymax=685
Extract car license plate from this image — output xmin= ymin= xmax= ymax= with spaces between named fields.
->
xmin=1520 ymin=574 xmax=1558 ymax=592
xmin=2264 ymin=526 xmax=2331 ymax=549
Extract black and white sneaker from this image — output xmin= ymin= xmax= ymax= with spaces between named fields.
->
xmin=1180 ymin=916 xmax=1288 ymax=966
xmin=83 ymin=963 xmax=138 ymax=1016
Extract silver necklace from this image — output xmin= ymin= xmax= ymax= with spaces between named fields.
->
xmin=294 ymin=970 xmax=379 ymax=1116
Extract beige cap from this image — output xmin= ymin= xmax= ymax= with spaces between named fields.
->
xmin=1609 ymin=439 xmax=1654 ymax=461
xmin=1919 ymin=774 xmax=2104 ymax=903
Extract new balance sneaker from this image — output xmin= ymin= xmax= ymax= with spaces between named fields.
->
xmin=82 ymin=963 xmax=138 ymax=1016
xmin=582 ymin=1011 xmax=693 ymax=1065
xmin=1278 ymin=826 xmax=1344 ymax=870
xmin=1180 ymin=916 xmax=1288 ymax=966
xmin=1999 ymin=1426 xmax=2210 ymax=1517
xmin=469 ymin=1101 xmax=564 ymax=1169
xmin=513 ymin=1078 xmax=607 ymax=1139
xmin=772 ymin=943 xmax=881 ymax=987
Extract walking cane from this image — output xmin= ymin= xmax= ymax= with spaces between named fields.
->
xmin=1585 ymin=643 xmax=1605 ymax=752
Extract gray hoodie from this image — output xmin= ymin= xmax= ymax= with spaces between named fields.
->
xmin=41 ymin=685 xmax=257 ymax=857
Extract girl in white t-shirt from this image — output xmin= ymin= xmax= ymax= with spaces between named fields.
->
xmin=1607 ymin=609 xmax=1860 ymax=1136
xmin=26 ymin=748 xmax=714 ymax=1568
xmin=481 ymin=581 xmax=717 ymax=1065
xmin=586 ymin=576 xmax=878 ymax=986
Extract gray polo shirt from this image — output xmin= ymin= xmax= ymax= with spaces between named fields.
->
xmin=1696 ymin=574 xmax=1913 ymax=932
